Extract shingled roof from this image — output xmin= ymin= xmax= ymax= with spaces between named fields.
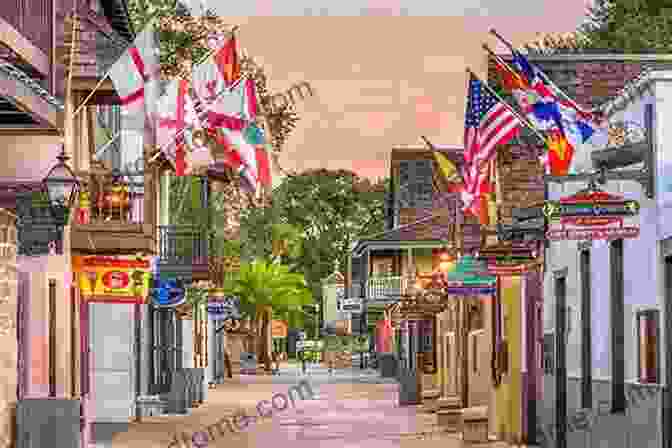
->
xmin=489 ymin=53 xmax=672 ymax=111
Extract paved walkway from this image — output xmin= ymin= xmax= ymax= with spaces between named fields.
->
xmin=104 ymin=371 xmax=509 ymax=448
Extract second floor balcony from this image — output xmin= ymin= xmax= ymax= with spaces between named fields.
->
xmin=70 ymin=167 xmax=156 ymax=254
xmin=156 ymin=225 xmax=209 ymax=281
xmin=366 ymin=276 xmax=409 ymax=300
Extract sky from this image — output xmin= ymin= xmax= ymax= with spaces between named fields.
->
xmin=200 ymin=2 xmax=591 ymax=179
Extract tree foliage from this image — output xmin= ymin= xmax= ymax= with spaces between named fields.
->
xmin=271 ymin=169 xmax=390 ymax=300
xmin=559 ymin=0 xmax=672 ymax=53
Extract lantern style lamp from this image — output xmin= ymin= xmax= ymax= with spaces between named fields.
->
xmin=43 ymin=145 xmax=80 ymax=225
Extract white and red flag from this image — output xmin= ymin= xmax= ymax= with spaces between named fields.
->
xmin=108 ymin=25 xmax=160 ymax=131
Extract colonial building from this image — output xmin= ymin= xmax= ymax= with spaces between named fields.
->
xmin=489 ymin=52 xmax=672 ymax=448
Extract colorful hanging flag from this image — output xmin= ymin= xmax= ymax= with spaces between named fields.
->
xmin=491 ymin=56 xmax=595 ymax=176
xmin=155 ymin=78 xmax=189 ymax=151
xmin=191 ymin=33 xmax=240 ymax=101
xmin=464 ymin=74 xmax=521 ymax=167
xmin=243 ymin=123 xmax=271 ymax=186
xmin=194 ymin=76 xmax=259 ymax=129
xmin=108 ymin=26 xmax=160 ymax=110
xmin=108 ymin=23 xmax=160 ymax=156
xmin=433 ymin=151 xmax=461 ymax=184
xmin=462 ymin=74 xmax=520 ymax=214
xmin=218 ymin=126 xmax=258 ymax=190
xmin=511 ymin=49 xmax=600 ymax=123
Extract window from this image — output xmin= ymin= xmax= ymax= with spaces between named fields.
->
xmin=397 ymin=160 xmax=433 ymax=208
xmin=637 ymin=309 xmax=660 ymax=384
xmin=543 ymin=333 xmax=554 ymax=374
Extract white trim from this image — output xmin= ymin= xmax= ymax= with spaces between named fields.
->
xmin=602 ymin=69 xmax=672 ymax=117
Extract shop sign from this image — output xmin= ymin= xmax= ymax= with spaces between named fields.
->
xmin=546 ymin=227 xmax=640 ymax=241
xmin=73 ymin=255 xmax=152 ymax=304
xmin=151 ymin=279 xmax=186 ymax=308
xmin=445 ymin=286 xmax=496 ymax=295
xmin=544 ymin=188 xmax=640 ymax=241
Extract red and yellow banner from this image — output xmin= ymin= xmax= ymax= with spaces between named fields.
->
xmin=72 ymin=256 xmax=152 ymax=304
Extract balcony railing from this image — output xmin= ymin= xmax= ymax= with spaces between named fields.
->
xmin=157 ymin=225 xmax=209 ymax=265
xmin=367 ymin=276 xmax=409 ymax=300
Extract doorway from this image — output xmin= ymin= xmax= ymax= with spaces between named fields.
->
xmin=662 ymin=256 xmax=672 ymax=448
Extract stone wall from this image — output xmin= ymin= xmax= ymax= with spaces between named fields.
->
xmin=0 ymin=210 xmax=17 ymax=448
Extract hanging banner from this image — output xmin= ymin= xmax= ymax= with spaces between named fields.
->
xmin=544 ymin=188 xmax=640 ymax=241
xmin=73 ymin=255 xmax=152 ymax=304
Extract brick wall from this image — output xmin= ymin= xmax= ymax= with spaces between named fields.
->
xmin=498 ymin=144 xmax=545 ymax=225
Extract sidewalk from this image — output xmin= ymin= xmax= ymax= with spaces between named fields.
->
xmin=101 ymin=375 xmax=518 ymax=448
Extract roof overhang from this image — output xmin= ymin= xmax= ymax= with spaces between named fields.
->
xmin=0 ymin=64 xmax=62 ymax=130
xmin=352 ymin=239 xmax=447 ymax=257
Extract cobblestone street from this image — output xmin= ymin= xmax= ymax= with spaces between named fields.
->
xmin=105 ymin=366 xmax=509 ymax=448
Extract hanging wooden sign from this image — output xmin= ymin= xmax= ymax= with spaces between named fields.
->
xmin=544 ymin=188 xmax=640 ymax=241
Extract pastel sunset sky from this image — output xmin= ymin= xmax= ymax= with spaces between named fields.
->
xmin=223 ymin=1 xmax=590 ymax=179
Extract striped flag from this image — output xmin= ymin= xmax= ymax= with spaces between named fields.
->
xmin=462 ymin=74 xmax=520 ymax=215
xmin=464 ymin=74 xmax=521 ymax=167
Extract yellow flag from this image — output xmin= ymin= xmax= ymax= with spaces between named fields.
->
xmin=433 ymin=151 xmax=460 ymax=183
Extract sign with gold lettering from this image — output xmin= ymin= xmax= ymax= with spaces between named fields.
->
xmin=73 ymin=255 xmax=152 ymax=304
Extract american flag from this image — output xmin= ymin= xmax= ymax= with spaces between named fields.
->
xmin=463 ymin=74 xmax=521 ymax=196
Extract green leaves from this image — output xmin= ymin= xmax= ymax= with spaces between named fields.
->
xmin=224 ymin=260 xmax=313 ymax=321
xmin=575 ymin=0 xmax=672 ymax=52
xmin=270 ymin=169 xmax=390 ymax=301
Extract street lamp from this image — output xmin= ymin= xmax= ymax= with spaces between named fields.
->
xmin=43 ymin=145 xmax=80 ymax=224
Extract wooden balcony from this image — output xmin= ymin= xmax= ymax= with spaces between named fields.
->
xmin=70 ymin=168 xmax=156 ymax=254
xmin=156 ymin=225 xmax=209 ymax=281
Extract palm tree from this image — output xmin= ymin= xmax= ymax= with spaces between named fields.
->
xmin=225 ymin=260 xmax=313 ymax=371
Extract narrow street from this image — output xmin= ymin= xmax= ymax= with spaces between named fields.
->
xmin=104 ymin=365 xmax=508 ymax=448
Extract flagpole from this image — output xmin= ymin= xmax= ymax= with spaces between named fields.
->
xmin=488 ymin=28 xmax=594 ymax=116
xmin=70 ymin=12 xmax=162 ymax=121
xmin=465 ymin=67 xmax=547 ymax=145
xmin=421 ymin=135 xmax=436 ymax=150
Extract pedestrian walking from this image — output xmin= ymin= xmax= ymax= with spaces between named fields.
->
xmin=301 ymin=351 xmax=307 ymax=374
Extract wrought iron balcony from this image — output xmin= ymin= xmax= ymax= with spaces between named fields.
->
xmin=156 ymin=225 xmax=210 ymax=281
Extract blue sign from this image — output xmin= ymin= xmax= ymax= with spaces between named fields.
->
xmin=151 ymin=279 xmax=186 ymax=307
xmin=207 ymin=295 xmax=241 ymax=320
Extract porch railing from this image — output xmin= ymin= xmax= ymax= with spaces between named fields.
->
xmin=367 ymin=276 xmax=409 ymax=299
xmin=157 ymin=225 xmax=209 ymax=265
